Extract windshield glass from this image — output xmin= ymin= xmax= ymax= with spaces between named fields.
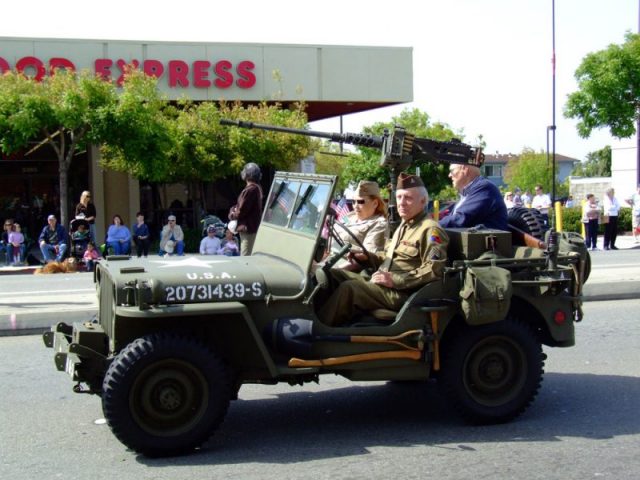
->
xmin=263 ymin=179 xmax=330 ymax=236
xmin=264 ymin=180 xmax=300 ymax=227
xmin=290 ymin=183 xmax=331 ymax=235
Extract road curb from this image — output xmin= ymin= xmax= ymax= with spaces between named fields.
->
xmin=582 ymin=281 xmax=640 ymax=302
xmin=0 ymin=309 xmax=97 ymax=337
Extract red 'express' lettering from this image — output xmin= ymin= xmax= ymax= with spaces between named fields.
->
xmin=0 ymin=56 xmax=256 ymax=90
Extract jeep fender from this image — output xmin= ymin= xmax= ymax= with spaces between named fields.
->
xmin=113 ymin=302 xmax=279 ymax=377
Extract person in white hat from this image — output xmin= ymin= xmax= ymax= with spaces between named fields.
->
xmin=159 ymin=215 xmax=185 ymax=256
xmin=199 ymin=225 xmax=222 ymax=255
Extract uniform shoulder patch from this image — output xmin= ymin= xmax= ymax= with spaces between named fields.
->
xmin=429 ymin=229 xmax=443 ymax=244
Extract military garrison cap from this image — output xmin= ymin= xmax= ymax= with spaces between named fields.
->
xmin=356 ymin=180 xmax=380 ymax=197
xmin=397 ymin=172 xmax=424 ymax=189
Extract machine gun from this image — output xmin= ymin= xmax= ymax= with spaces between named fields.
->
xmin=220 ymin=119 xmax=485 ymax=231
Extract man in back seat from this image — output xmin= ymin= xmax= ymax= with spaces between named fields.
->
xmin=318 ymin=173 xmax=449 ymax=327
xmin=439 ymin=164 xmax=508 ymax=230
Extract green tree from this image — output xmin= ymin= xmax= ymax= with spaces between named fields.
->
xmin=102 ymin=97 xmax=310 ymax=183
xmin=565 ymin=32 xmax=640 ymax=138
xmin=571 ymin=145 xmax=612 ymax=177
xmin=102 ymin=93 xmax=312 ymax=224
xmin=0 ymin=69 xmax=124 ymax=227
xmin=503 ymin=148 xmax=555 ymax=194
xmin=97 ymin=69 xmax=173 ymax=183
xmin=342 ymin=108 xmax=466 ymax=196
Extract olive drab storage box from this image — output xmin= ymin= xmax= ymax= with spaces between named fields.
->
xmin=445 ymin=228 xmax=512 ymax=260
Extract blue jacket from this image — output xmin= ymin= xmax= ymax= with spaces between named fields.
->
xmin=39 ymin=224 xmax=67 ymax=245
xmin=439 ymin=176 xmax=509 ymax=230
xmin=132 ymin=223 xmax=150 ymax=239
xmin=106 ymin=225 xmax=131 ymax=243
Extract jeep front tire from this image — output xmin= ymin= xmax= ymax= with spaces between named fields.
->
xmin=102 ymin=333 xmax=232 ymax=456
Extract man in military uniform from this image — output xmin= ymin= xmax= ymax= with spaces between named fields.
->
xmin=318 ymin=173 xmax=449 ymax=326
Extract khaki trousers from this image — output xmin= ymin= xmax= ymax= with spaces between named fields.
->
xmin=318 ymin=269 xmax=408 ymax=326
xmin=239 ymin=232 xmax=256 ymax=256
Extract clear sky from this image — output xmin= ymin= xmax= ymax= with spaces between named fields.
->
xmin=3 ymin=0 xmax=637 ymax=160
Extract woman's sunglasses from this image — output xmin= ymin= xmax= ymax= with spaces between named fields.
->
xmin=354 ymin=199 xmax=368 ymax=205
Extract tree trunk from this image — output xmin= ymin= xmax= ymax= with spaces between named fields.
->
xmin=59 ymin=161 xmax=69 ymax=229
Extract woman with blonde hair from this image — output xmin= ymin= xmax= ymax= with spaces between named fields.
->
xmin=332 ymin=180 xmax=387 ymax=270
xmin=75 ymin=190 xmax=97 ymax=242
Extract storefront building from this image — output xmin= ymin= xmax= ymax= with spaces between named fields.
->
xmin=0 ymin=37 xmax=412 ymax=242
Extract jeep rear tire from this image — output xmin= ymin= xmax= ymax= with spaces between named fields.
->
xmin=439 ymin=317 xmax=544 ymax=424
xmin=102 ymin=333 xmax=232 ymax=456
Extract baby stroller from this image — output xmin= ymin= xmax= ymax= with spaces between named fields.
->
xmin=69 ymin=216 xmax=91 ymax=263
xmin=200 ymin=214 xmax=226 ymax=238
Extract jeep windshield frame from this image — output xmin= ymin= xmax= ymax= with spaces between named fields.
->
xmin=253 ymin=172 xmax=337 ymax=274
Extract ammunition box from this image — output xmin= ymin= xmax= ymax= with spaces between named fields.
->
xmin=445 ymin=228 xmax=512 ymax=260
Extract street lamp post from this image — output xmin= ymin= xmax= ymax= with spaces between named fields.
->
xmin=549 ymin=0 xmax=557 ymax=228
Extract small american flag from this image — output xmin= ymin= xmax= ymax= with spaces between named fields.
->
xmin=277 ymin=186 xmax=296 ymax=213
xmin=333 ymin=197 xmax=351 ymax=223
xmin=322 ymin=197 xmax=351 ymax=238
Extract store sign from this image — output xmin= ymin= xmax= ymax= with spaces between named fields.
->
xmin=0 ymin=56 xmax=257 ymax=89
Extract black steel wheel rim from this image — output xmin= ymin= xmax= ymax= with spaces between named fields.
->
xmin=129 ymin=358 xmax=209 ymax=437
xmin=462 ymin=336 xmax=527 ymax=407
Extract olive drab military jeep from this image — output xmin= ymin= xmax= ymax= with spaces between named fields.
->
xmin=43 ymin=122 xmax=590 ymax=457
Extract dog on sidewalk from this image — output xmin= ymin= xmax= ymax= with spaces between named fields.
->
xmin=35 ymin=258 xmax=79 ymax=275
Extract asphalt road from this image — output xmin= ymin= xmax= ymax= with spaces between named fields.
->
xmin=1 ymin=299 xmax=639 ymax=480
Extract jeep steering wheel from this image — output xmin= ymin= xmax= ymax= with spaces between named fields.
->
xmin=329 ymin=220 xmax=376 ymax=271
xmin=323 ymin=242 xmax=353 ymax=271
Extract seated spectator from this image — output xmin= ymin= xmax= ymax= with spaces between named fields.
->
xmin=159 ymin=215 xmax=185 ymax=256
xmin=39 ymin=215 xmax=68 ymax=263
xmin=132 ymin=212 xmax=150 ymax=258
xmin=2 ymin=219 xmax=14 ymax=266
xmin=9 ymin=222 xmax=25 ymax=265
xmin=106 ymin=214 xmax=132 ymax=255
xmin=72 ymin=223 xmax=90 ymax=249
xmin=83 ymin=241 xmax=101 ymax=272
xmin=200 ymin=225 xmax=222 ymax=255
xmin=217 ymin=228 xmax=240 ymax=256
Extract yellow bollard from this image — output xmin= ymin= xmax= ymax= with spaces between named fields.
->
xmin=433 ymin=199 xmax=440 ymax=221
xmin=554 ymin=201 xmax=563 ymax=232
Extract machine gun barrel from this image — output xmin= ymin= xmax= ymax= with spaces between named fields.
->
xmin=219 ymin=119 xmax=383 ymax=148
xmin=221 ymin=117 xmax=485 ymax=234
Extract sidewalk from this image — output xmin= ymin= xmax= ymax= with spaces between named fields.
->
xmin=581 ymin=234 xmax=640 ymax=301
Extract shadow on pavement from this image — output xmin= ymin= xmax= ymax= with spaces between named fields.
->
xmin=136 ymin=371 xmax=640 ymax=466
